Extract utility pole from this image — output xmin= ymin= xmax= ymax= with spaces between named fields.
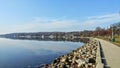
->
xmin=119 ymin=11 xmax=120 ymax=16
xmin=112 ymin=26 xmax=114 ymax=41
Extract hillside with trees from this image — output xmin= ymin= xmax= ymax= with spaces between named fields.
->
xmin=0 ymin=22 xmax=120 ymax=45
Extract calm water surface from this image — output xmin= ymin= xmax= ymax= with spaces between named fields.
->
xmin=0 ymin=38 xmax=83 ymax=68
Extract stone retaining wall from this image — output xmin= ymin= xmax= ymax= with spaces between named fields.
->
xmin=96 ymin=40 xmax=104 ymax=68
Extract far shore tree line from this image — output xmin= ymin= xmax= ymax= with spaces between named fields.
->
xmin=0 ymin=22 xmax=120 ymax=40
xmin=92 ymin=22 xmax=120 ymax=37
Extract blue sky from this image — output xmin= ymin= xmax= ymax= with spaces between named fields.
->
xmin=0 ymin=0 xmax=120 ymax=34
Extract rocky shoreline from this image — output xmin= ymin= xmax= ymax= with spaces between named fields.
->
xmin=42 ymin=39 xmax=99 ymax=68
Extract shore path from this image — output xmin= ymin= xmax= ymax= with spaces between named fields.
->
xmin=96 ymin=38 xmax=120 ymax=68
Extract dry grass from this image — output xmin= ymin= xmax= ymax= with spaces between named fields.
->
xmin=97 ymin=36 xmax=120 ymax=47
xmin=114 ymin=36 xmax=120 ymax=47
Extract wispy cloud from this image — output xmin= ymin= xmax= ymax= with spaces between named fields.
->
xmin=0 ymin=13 xmax=120 ymax=34
xmin=88 ymin=13 xmax=119 ymax=19
xmin=82 ymin=13 xmax=120 ymax=27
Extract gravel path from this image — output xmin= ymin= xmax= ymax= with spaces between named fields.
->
xmin=96 ymin=38 xmax=120 ymax=68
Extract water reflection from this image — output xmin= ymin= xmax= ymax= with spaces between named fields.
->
xmin=1 ymin=35 xmax=89 ymax=43
xmin=0 ymin=38 xmax=84 ymax=68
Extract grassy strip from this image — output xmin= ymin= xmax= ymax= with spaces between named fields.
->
xmin=96 ymin=36 xmax=120 ymax=47
xmin=113 ymin=36 xmax=120 ymax=47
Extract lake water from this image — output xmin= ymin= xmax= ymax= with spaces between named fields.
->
xmin=0 ymin=38 xmax=83 ymax=68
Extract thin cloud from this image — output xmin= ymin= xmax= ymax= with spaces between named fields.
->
xmin=88 ymin=13 xmax=119 ymax=19
xmin=82 ymin=13 xmax=120 ymax=27
xmin=0 ymin=13 xmax=120 ymax=34
xmin=0 ymin=18 xmax=77 ymax=34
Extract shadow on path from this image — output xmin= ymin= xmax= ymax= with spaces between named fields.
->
xmin=99 ymin=42 xmax=111 ymax=68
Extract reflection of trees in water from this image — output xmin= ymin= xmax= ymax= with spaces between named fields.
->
xmin=1 ymin=36 xmax=89 ymax=43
